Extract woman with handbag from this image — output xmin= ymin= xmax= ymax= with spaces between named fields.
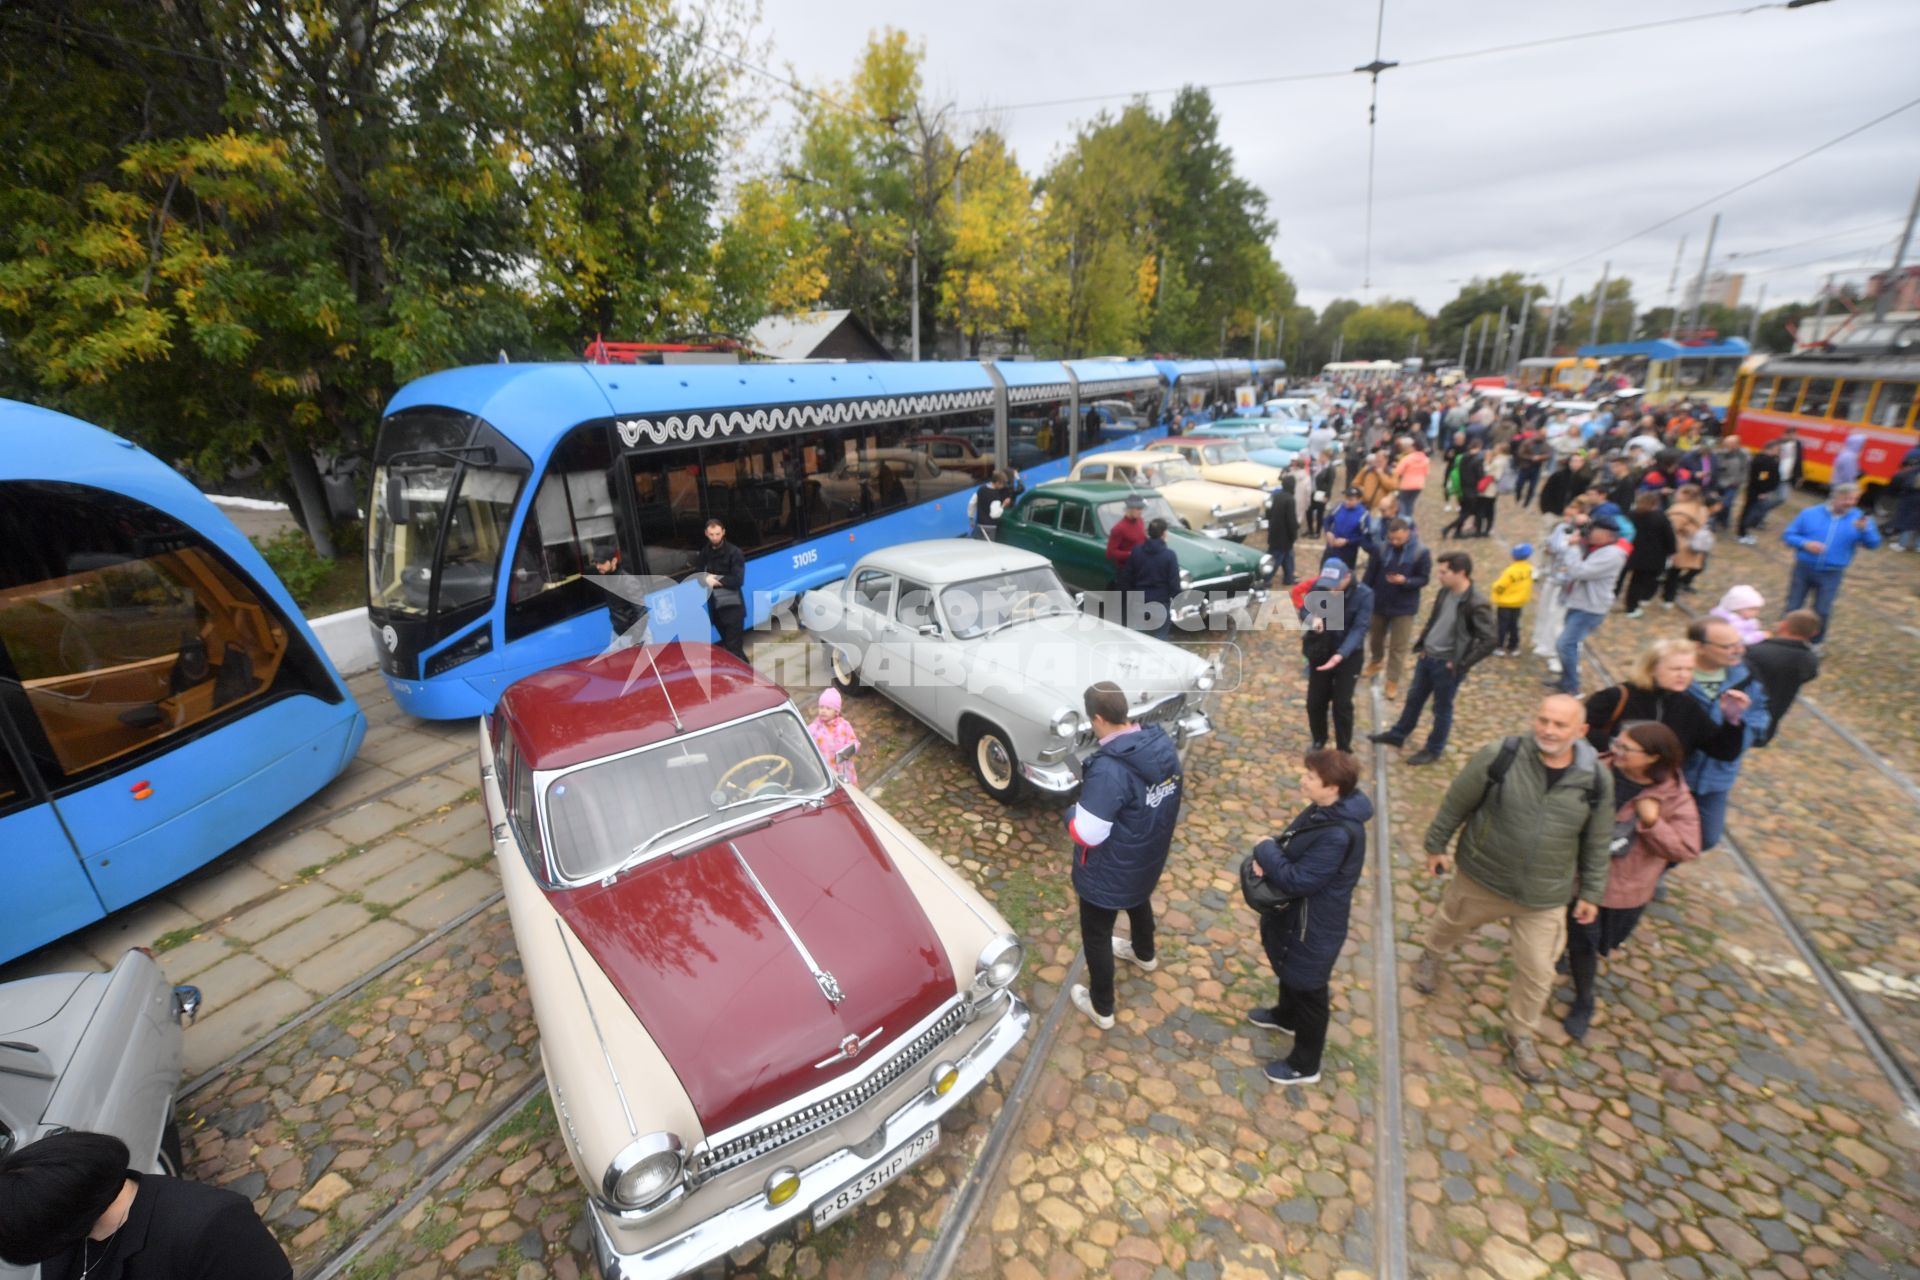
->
xmin=1662 ymin=483 xmax=1714 ymax=605
xmin=1242 ymin=748 xmax=1371 ymax=1086
xmin=1562 ymin=720 xmax=1700 ymax=1040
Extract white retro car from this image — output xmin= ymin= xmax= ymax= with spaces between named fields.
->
xmin=1055 ymin=449 xmax=1264 ymax=540
xmin=798 ymin=541 xmax=1217 ymax=803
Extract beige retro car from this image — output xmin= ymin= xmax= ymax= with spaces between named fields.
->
xmin=1054 ymin=449 xmax=1264 ymax=540
xmin=1146 ymin=436 xmax=1287 ymax=494
xmin=479 ymin=642 xmax=1028 ymax=1279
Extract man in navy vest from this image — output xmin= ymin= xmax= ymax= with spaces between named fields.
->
xmin=1066 ymin=681 xmax=1185 ymax=1029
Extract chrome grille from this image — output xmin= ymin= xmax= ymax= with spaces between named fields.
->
xmin=1132 ymin=694 xmax=1186 ymax=727
xmin=687 ymin=1002 xmax=970 ymax=1185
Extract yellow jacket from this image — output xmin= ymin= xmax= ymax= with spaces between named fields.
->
xmin=1490 ymin=561 xmax=1534 ymax=608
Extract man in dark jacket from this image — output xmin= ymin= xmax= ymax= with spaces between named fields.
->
xmin=1411 ymin=695 xmax=1612 ymax=1083
xmin=1737 ymin=440 xmax=1784 ymax=543
xmin=1250 ymin=750 xmax=1372 ymax=1086
xmin=1441 ymin=440 xmax=1486 ymax=539
xmin=1538 ymin=452 xmax=1588 ymax=516
xmin=1369 ymin=551 xmax=1496 ymax=765
xmin=971 ymin=468 xmax=1016 ymax=540
xmin=1301 ymin=558 xmax=1373 ymax=752
xmin=1266 ymin=474 xmax=1301 ymax=585
xmin=1360 ymin=518 xmax=1430 ymax=701
xmin=1743 ymin=610 xmax=1821 ymax=746
xmin=695 ymin=518 xmax=748 ymax=660
xmin=1125 ymin=518 xmax=1183 ymax=639
xmin=1067 ymin=681 xmax=1185 ymax=1029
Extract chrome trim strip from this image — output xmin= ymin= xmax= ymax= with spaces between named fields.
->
xmin=555 ymin=918 xmax=639 ymax=1137
xmin=729 ymin=842 xmax=844 ymax=1007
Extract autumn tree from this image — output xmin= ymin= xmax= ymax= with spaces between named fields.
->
xmin=1341 ymin=299 xmax=1429 ymax=360
xmin=936 ymin=131 xmax=1043 ymax=355
xmin=1031 ymin=104 xmax=1164 ymax=357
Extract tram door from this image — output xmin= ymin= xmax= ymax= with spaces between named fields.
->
xmin=0 ymin=721 xmax=104 ymax=960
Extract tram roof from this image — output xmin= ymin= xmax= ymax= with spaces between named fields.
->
xmin=1576 ymin=338 xmax=1751 ymax=361
xmin=386 ymin=360 xmax=1001 ymax=457
xmin=2 ymin=398 xmax=235 ymax=529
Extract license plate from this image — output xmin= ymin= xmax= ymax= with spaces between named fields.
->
xmin=809 ymin=1124 xmax=939 ymax=1230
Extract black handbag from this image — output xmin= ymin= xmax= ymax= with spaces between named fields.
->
xmin=1238 ymin=849 xmax=1296 ymax=914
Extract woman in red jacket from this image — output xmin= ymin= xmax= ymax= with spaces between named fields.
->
xmin=1562 ymin=720 xmax=1701 ymax=1041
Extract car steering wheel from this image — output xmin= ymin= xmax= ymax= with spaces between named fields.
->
xmin=1007 ymin=591 xmax=1052 ymax=622
xmin=716 ymin=754 xmax=795 ymax=801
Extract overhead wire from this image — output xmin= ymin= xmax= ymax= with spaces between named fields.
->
xmin=1360 ymin=0 xmax=1391 ymax=293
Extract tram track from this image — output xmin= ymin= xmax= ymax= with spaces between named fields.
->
xmin=1580 ymin=643 xmax=1920 ymax=1124
xmin=1365 ymin=683 xmax=1411 ymax=1280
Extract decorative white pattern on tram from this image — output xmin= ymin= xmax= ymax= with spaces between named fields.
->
xmin=614 ymin=389 xmax=997 ymax=448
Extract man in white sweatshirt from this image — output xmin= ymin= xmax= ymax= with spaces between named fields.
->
xmin=1547 ymin=502 xmax=1628 ymax=695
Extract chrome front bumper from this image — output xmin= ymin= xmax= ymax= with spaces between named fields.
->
xmin=1201 ymin=514 xmax=1263 ymax=540
xmin=1022 ymin=707 xmax=1213 ymax=792
xmin=590 ymin=993 xmax=1030 ymax=1280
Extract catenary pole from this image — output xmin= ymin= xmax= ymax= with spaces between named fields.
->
xmin=1873 ymin=173 xmax=1920 ymax=322
xmin=1685 ymin=212 xmax=1720 ymax=336
xmin=1588 ymin=261 xmax=1611 ymax=346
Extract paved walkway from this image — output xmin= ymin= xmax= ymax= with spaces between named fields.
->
xmin=10 ymin=502 xmax=1920 ymax=1280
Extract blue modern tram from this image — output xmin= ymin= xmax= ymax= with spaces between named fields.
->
xmin=0 ymin=400 xmax=367 ymax=963
xmin=365 ymin=357 xmax=1172 ymax=719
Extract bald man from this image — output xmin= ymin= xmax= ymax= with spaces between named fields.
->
xmin=1409 ymin=695 xmax=1613 ymax=1083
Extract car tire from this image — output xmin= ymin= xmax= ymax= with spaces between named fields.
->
xmin=965 ymin=722 xmax=1025 ymax=805
xmin=159 ymin=1110 xmax=185 ymax=1175
xmin=827 ymin=644 xmax=865 ymax=695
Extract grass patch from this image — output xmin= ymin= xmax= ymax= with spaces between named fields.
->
xmin=495 ymin=1091 xmax=555 ymax=1146
xmin=364 ymin=902 xmax=394 ymax=922
xmin=413 ymin=1209 xmax=459 ymax=1255
xmin=344 ymin=1248 xmax=402 ymax=1280
xmin=1514 ymin=1132 xmax=1576 ymax=1182
xmin=153 ymin=926 xmax=200 ymax=953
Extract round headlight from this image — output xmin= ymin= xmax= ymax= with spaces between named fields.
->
xmin=1179 ymin=568 xmax=1194 ymax=590
xmin=765 ymin=1167 xmax=802 ymax=1207
xmin=1258 ymin=554 xmax=1275 ymax=577
xmin=930 ymin=1061 xmax=960 ymax=1096
xmin=605 ymin=1133 xmax=685 ymax=1210
xmin=975 ymin=933 xmax=1023 ymax=990
xmin=1049 ymin=707 xmax=1080 ymax=739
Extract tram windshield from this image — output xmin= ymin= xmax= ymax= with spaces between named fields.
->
xmin=369 ymin=412 xmax=529 ymax=619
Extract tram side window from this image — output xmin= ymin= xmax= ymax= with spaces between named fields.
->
xmin=1769 ymin=378 xmax=1803 ymax=412
xmin=507 ymin=427 xmax=617 ymax=638
xmin=0 ymin=736 xmax=26 ymax=817
xmin=1799 ymin=379 xmax=1836 ymax=417
xmin=1871 ymin=382 xmax=1916 ymax=430
xmin=629 ymin=447 xmax=706 ymax=580
xmin=703 ymin=439 xmax=797 ymax=554
xmin=0 ymin=482 xmax=305 ymax=779
xmin=1830 ymin=380 xmax=1868 ymax=423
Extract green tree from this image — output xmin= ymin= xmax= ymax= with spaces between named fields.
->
xmin=1030 ymin=104 xmax=1163 ymax=357
xmin=1340 ymin=300 xmax=1429 ymax=360
xmin=1432 ymin=273 xmax=1546 ymax=365
xmin=936 ymin=131 xmax=1043 ymax=355
xmin=707 ymin=178 xmax=829 ymax=336
xmin=1755 ymin=300 xmax=1817 ymax=353
xmin=1557 ymin=277 xmax=1637 ymax=351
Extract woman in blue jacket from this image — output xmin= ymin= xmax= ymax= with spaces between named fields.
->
xmin=1248 ymin=749 xmax=1372 ymax=1085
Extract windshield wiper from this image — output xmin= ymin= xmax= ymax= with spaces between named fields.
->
xmin=627 ymin=812 xmax=719 ymax=863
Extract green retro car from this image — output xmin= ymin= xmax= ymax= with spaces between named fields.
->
xmin=997 ymin=481 xmax=1274 ymax=623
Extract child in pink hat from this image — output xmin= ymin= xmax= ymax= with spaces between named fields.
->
xmin=1709 ymin=585 xmax=1767 ymax=647
xmin=808 ymin=687 xmax=861 ymax=785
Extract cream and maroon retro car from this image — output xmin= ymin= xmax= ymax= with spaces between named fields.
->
xmin=478 ymin=642 xmax=1029 ymax=1279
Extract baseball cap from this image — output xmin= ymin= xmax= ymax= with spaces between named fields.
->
xmin=1315 ymin=560 xmax=1352 ymax=587
xmin=1343 ymin=485 xmax=1362 ymax=497
xmin=1589 ymin=501 xmax=1622 ymax=523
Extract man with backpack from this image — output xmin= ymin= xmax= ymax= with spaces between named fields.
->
xmin=1409 ymin=695 xmax=1613 ymax=1083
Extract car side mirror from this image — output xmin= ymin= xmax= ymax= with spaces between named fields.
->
xmin=172 ymin=985 xmax=202 ymax=1027
xmin=917 ymin=623 xmax=941 ymax=637
xmin=1072 ymin=592 xmax=1085 ymax=607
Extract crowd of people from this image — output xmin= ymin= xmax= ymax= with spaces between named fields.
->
xmin=1061 ymin=370 xmax=1894 ymax=1090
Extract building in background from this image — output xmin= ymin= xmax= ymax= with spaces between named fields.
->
xmin=749 ymin=309 xmax=893 ymax=361
xmin=1683 ymin=270 xmax=1746 ymax=312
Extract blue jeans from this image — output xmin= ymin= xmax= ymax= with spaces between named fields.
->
xmin=1555 ymin=609 xmax=1607 ymax=693
xmin=1694 ymin=787 xmax=1731 ymax=851
xmin=1784 ymin=560 xmax=1843 ymax=639
xmin=1391 ymin=653 xmax=1461 ymax=751
xmin=1396 ymin=488 xmax=1420 ymax=519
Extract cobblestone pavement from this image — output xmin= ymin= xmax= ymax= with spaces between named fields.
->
xmin=17 ymin=512 xmax=1920 ymax=1279
xmin=1496 ymin=491 xmax=1920 ymax=1086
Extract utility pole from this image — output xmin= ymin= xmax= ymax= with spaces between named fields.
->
xmin=1473 ymin=315 xmax=1489 ymax=373
xmin=1542 ymin=278 xmax=1563 ymax=358
xmin=1874 ymin=174 xmax=1920 ymax=323
xmin=1684 ymin=212 xmax=1720 ymax=337
xmin=1220 ymin=315 xmax=1228 ymax=356
xmin=1588 ymin=261 xmax=1611 ymax=346
xmin=1491 ymin=304 xmax=1510 ymax=372
xmin=1253 ymin=315 xmax=1263 ymax=360
xmin=910 ymin=226 xmax=921 ymax=361
xmin=1511 ymin=286 xmax=1532 ymax=372
xmin=1746 ymin=281 xmax=1768 ymax=345
xmin=1810 ymin=273 xmax=1835 ymax=348
xmin=1458 ymin=323 xmax=1470 ymax=371
xmin=1663 ymin=235 xmax=1688 ymax=335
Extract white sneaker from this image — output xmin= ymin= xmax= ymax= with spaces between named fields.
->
xmin=1737 ymin=535 xmax=1756 ymax=546
xmin=1112 ymin=936 xmax=1159 ymax=972
xmin=1548 ymin=657 xmax=1563 ymax=674
xmin=1660 ymin=601 xmax=1675 ymax=610
xmin=1625 ymin=607 xmax=1643 ymax=619
xmin=1069 ymin=984 xmax=1115 ymax=1029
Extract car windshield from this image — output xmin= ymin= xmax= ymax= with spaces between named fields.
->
xmin=1094 ymin=495 xmax=1181 ymax=534
xmin=1205 ymin=442 xmax=1252 ymax=463
xmin=940 ymin=566 xmax=1080 ymax=639
xmin=1141 ymin=459 xmax=1199 ymax=485
xmin=541 ymin=709 xmax=832 ymax=881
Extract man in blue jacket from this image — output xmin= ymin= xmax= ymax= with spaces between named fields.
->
xmin=1067 ymin=682 xmax=1185 ymax=1029
xmin=1322 ymin=487 xmax=1371 ymax=568
xmin=1301 ymin=558 xmax=1373 ymax=753
xmin=1123 ymin=517 xmax=1184 ymax=639
xmin=1685 ymin=617 xmax=1771 ymax=852
xmin=1780 ymin=481 xmax=1880 ymax=642
xmin=1360 ymin=517 xmax=1431 ymax=701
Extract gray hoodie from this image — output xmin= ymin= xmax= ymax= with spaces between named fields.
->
xmin=1548 ymin=524 xmax=1628 ymax=615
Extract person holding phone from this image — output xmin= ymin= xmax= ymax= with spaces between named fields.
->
xmin=807 ymin=687 xmax=861 ymax=786
xmin=1681 ymin=617 xmax=1771 ymax=852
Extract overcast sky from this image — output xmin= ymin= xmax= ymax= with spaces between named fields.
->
xmin=748 ymin=0 xmax=1920 ymax=318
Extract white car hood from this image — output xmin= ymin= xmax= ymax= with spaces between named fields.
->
xmin=1164 ymin=478 xmax=1262 ymax=517
xmin=961 ymin=613 xmax=1209 ymax=705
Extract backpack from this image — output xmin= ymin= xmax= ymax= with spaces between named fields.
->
xmin=1474 ymin=735 xmax=1605 ymax=817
